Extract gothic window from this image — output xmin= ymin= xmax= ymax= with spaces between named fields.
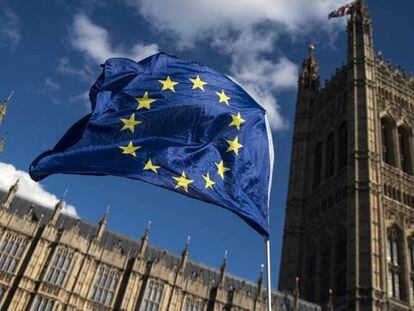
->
xmin=0 ymin=233 xmax=27 ymax=274
xmin=313 ymin=142 xmax=322 ymax=188
xmin=325 ymin=133 xmax=335 ymax=178
xmin=139 ymin=280 xmax=164 ymax=311
xmin=338 ymin=122 xmax=347 ymax=168
xmin=387 ymin=227 xmax=403 ymax=300
xmin=381 ymin=118 xmax=396 ymax=166
xmin=90 ymin=265 xmax=119 ymax=306
xmin=409 ymin=237 xmax=414 ymax=302
xmin=398 ymin=126 xmax=412 ymax=174
xmin=45 ymin=248 xmax=74 ymax=287
xmin=183 ymin=296 xmax=204 ymax=311
xmin=31 ymin=296 xmax=58 ymax=311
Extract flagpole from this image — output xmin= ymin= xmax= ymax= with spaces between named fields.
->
xmin=266 ymin=239 xmax=272 ymax=311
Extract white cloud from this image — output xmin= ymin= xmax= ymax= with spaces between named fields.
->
xmin=70 ymin=14 xmax=159 ymax=64
xmin=44 ymin=78 xmax=61 ymax=92
xmin=57 ymin=57 xmax=96 ymax=82
xmin=125 ymin=0 xmax=344 ymax=130
xmin=0 ymin=162 xmax=78 ymax=217
xmin=0 ymin=5 xmax=21 ymax=48
xmin=129 ymin=0 xmax=344 ymax=44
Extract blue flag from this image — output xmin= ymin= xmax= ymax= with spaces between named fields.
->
xmin=29 ymin=53 xmax=274 ymax=237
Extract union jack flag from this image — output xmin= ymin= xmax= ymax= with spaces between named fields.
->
xmin=328 ymin=2 xmax=354 ymax=19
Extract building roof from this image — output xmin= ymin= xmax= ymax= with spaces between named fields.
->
xmin=0 ymin=189 xmax=320 ymax=310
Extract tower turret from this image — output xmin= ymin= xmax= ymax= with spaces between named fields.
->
xmin=1 ymin=179 xmax=19 ymax=209
xmin=299 ymin=45 xmax=320 ymax=91
xmin=96 ymin=205 xmax=110 ymax=240
xmin=50 ymin=190 xmax=67 ymax=226
xmin=138 ymin=221 xmax=151 ymax=257
xmin=219 ymin=250 xmax=227 ymax=286
xmin=180 ymin=236 xmax=190 ymax=271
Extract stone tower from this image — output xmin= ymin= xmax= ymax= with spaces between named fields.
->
xmin=279 ymin=0 xmax=414 ymax=310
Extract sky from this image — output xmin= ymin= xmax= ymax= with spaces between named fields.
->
xmin=0 ymin=0 xmax=413 ymax=289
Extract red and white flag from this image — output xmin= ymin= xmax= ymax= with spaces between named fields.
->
xmin=329 ymin=2 xmax=354 ymax=19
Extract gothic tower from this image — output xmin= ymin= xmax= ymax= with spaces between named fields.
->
xmin=279 ymin=0 xmax=414 ymax=310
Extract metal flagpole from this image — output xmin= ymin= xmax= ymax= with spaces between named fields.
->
xmin=266 ymin=239 xmax=272 ymax=311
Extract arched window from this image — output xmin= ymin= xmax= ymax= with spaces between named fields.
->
xmin=325 ymin=133 xmax=335 ymax=178
xmin=381 ymin=118 xmax=396 ymax=166
xmin=398 ymin=126 xmax=412 ymax=174
xmin=338 ymin=123 xmax=347 ymax=169
xmin=313 ymin=143 xmax=322 ymax=188
xmin=387 ymin=227 xmax=404 ymax=300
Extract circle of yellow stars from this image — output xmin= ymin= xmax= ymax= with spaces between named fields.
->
xmin=117 ymin=73 xmax=246 ymax=193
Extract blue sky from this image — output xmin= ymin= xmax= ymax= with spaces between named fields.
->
xmin=0 ymin=0 xmax=413 ymax=288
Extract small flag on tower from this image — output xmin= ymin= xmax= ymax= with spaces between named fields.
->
xmin=328 ymin=2 xmax=354 ymax=19
xmin=29 ymin=53 xmax=274 ymax=238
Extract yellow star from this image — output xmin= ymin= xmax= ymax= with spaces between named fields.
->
xmin=120 ymin=113 xmax=142 ymax=133
xmin=143 ymin=159 xmax=160 ymax=174
xmin=189 ymin=75 xmax=207 ymax=92
xmin=119 ymin=141 xmax=141 ymax=157
xmin=158 ymin=76 xmax=179 ymax=92
xmin=173 ymin=171 xmax=194 ymax=192
xmin=229 ymin=112 xmax=245 ymax=130
xmin=202 ymin=172 xmax=215 ymax=190
xmin=215 ymin=160 xmax=230 ymax=179
xmin=216 ymin=90 xmax=231 ymax=106
xmin=226 ymin=136 xmax=243 ymax=156
xmin=135 ymin=91 xmax=156 ymax=110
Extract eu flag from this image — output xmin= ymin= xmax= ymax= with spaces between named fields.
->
xmin=29 ymin=53 xmax=274 ymax=238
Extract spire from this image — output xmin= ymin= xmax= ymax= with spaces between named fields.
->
xmin=327 ymin=289 xmax=334 ymax=311
xmin=1 ymin=179 xmax=19 ymax=209
xmin=299 ymin=44 xmax=319 ymax=91
xmin=257 ymin=264 xmax=264 ymax=298
xmin=293 ymin=277 xmax=299 ymax=311
xmin=180 ymin=236 xmax=190 ymax=270
xmin=96 ymin=205 xmax=110 ymax=240
xmin=219 ymin=250 xmax=227 ymax=285
xmin=0 ymin=91 xmax=14 ymax=125
xmin=0 ymin=138 xmax=4 ymax=154
xmin=50 ymin=189 xmax=67 ymax=226
xmin=138 ymin=220 xmax=151 ymax=257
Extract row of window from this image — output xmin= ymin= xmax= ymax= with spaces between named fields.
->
xmin=0 ymin=233 xmax=207 ymax=310
xmin=307 ymin=187 xmax=348 ymax=220
xmin=29 ymin=286 xmax=204 ymax=311
xmin=381 ymin=118 xmax=413 ymax=174
xmin=312 ymin=122 xmax=348 ymax=189
xmin=304 ymin=232 xmax=347 ymax=303
xmin=383 ymin=184 xmax=414 ymax=208
xmin=387 ymin=227 xmax=414 ymax=302
xmin=377 ymin=86 xmax=413 ymax=112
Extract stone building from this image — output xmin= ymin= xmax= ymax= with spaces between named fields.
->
xmin=279 ymin=0 xmax=414 ymax=310
xmin=0 ymin=185 xmax=320 ymax=311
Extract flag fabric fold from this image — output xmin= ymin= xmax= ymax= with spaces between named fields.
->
xmin=329 ymin=2 xmax=354 ymax=19
xmin=29 ymin=53 xmax=274 ymax=237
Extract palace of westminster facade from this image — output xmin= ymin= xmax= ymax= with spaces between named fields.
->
xmin=0 ymin=0 xmax=413 ymax=310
